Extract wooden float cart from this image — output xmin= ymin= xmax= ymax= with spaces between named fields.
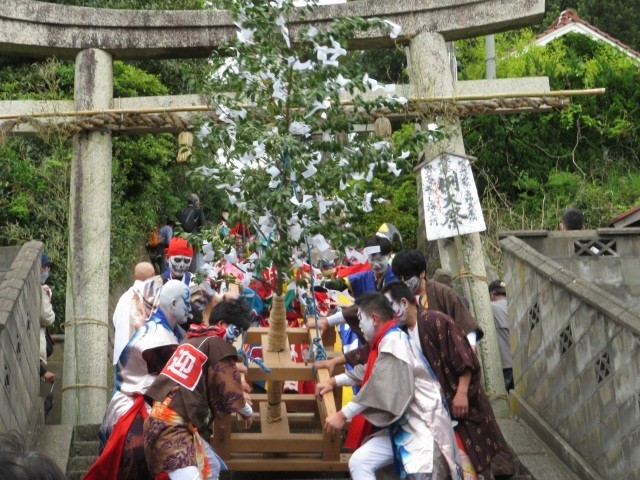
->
xmin=211 ymin=326 xmax=349 ymax=471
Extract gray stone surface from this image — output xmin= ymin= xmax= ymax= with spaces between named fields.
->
xmin=61 ymin=48 xmax=113 ymax=425
xmin=40 ymin=424 xmax=73 ymax=473
xmin=0 ymin=241 xmax=44 ymax=447
xmin=502 ymin=234 xmax=640 ymax=480
xmin=498 ymin=416 xmax=582 ymax=480
xmin=0 ymin=0 xmax=545 ymax=59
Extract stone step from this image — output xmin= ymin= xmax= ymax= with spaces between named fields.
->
xmin=72 ymin=424 xmax=101 ymax=442
xmin=71 ymin=439 xmax=100 ymax=457
xmin=66 ymin=470 xmax=86 ymax=480
xmin=67 ymin=454 xmax=97 ymax=474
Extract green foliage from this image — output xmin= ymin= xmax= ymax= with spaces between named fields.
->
xmin=0 ymin=55 xmax=216 ymax=329
xmin=458 ymin=29 xmax=640 ymax=239
xmin=195 ymin=0 xmax=438 ymax=288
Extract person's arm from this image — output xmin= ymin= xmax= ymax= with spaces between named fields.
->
xmin=314 ymin=354 xmax=347 ymax=376
xmin=208 ymin=357 xmax=253 ymax=426
xmin=451 ymin=369 xmax=472 ymax=419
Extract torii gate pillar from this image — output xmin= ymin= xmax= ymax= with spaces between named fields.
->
xmin=408 ymin=32 xmax=510 ymax=416
xmin=62 ymin=49 xmax=113 ymax=424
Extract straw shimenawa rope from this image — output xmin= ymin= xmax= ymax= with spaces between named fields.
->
xmin=0 ymin=94 xmax=588 ymax=143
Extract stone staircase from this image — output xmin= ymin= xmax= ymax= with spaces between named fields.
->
xmin=57 ymin=418 xmax=577 ymax=480
xmin=65 ymin=424 xmax=101 ymax=480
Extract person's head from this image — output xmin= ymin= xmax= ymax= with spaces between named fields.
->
xmin=209 ymin=297 xmax=252 ymax=343
xmin=165 ymin=237 xmax=194 ymax=278
xmin=560 ymin=208 xmax=585 ymax=231
xmin=158 ymin=280 xmax=191 ymax=328
xmin=391 ymin=249 xmax=427 ymax=294
xmin=382 ymin=281 xmax=417 ymax=327
xmin=488 ymin=279 xmax=506 ymax=300
xmin=40 ymin=252 xmax=55 ymax=285
xmin=133 ymin=262 xmax=155 ymax=282
xmin=188 ymin=193 xmax=200 ymax=207
xmin=0 ymin=431 xmax=67 ymax=480
xmin=364 ymin=235 xmax=393 ymax=278
xmin=354 ymin=292 xmax=396 ymax=342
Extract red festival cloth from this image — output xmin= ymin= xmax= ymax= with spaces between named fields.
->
xmin=344 ymin=320 xmax=397 ymax=450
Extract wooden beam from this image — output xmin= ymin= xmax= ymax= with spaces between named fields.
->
xmin=223 ymin=454 xmax=351 ymax=471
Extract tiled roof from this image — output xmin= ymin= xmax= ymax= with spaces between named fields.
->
xmin=536 ymin=10 xmax=640 ymax=60
xmin=608 ymin=204 xmax=640 ymax=228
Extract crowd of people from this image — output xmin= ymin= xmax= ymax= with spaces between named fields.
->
xmin=28 ymin=198 xmax=589 ymax=479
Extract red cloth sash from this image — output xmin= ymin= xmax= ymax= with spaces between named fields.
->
xmin=84 ymin=396 xmax=149 ymax=480
xmin=344 ymin=320 xmax=397 ymax=450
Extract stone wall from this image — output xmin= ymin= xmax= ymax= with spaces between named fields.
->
xmin=0 ymin=241 xmax=44 ymax=448
xmin=500 ymin=233 xmax=640 ymax=480
xmin=500 ymin=228 xmax=640 ymax=307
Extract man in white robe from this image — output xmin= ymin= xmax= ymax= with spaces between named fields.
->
xmin=318 ymin=292 xmax=461 ymax=480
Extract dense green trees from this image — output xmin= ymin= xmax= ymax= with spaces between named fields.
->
xmin=461 ymin=31 xmax=640 ymax=233
xmin=1 ymin=1 xmax=639 ymax=323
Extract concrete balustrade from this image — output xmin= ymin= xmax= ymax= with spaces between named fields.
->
xmin=501 ymin=231 xmax=640 ymax=480
xmin=0 ymin=241 xmax=45 ymax=447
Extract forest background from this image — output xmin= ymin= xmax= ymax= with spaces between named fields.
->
xmin=1 ymin=0 xmax=638 ymax=328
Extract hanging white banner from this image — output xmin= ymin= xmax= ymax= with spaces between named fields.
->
xmin=420 ymin=152 xmax=486 ymax=240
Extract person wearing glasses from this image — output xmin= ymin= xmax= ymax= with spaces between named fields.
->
xmin=162 ymin=237 xmax=195 ymax=286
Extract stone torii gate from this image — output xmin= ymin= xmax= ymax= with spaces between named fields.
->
xmin=0 ymin=0 xmax=546 ymax=424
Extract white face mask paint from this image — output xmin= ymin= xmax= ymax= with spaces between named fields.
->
xmin=175 ymin=290 xmax=192 ymax=325
xmin=401 ymin=275 xmax=420 ymax=293
xmin=40 ymin=269 xmax=50 ymax=285
xmin=224 ymin=324 xmax=242 ymax=344
xmin=368 ymin=254 xmax=390 ymax=277
xmin=169 ymin=255 xmax=192 ymax=276
xmin=358 ymin=310 xmax=376 ymax=343
xmin=386 ymin=295 xmax=409 ymax=327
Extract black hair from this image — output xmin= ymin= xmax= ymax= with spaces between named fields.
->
xmin=355 ymin=291 xmax=396 ymax=320
xmin=364 ymin=235 xmax=392 ymax=256
xmin=0 ymin=431 xmax=67 ymax=480
xmin=209 ymin=297 xmax=252 ymax=331
xmin=391 ymin=249 xmax=427 ymax=279
xmin=561 ymin=208 xmax=585 ymax=230
xmin=382 ymin=281 xmax=417 ymax=305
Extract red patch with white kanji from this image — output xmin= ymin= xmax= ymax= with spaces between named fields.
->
xmin=160 ymin=343 xmax=208 ymax=391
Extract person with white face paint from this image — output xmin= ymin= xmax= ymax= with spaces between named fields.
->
xmin=162 ymin=237 xmax=195 ymax=286
xmin=382 ymin=281 xmax=512 ymax=480
xmin=313 ymin=247 xmax=482 ymax=375
xmin=318 ymin=292 xmax=462 ymax=480
xmin=88 ymin=280 xmax=192 ymax=480
xmin=308 ymin=235 xmax=397 ymax=389
xmin=144 ymin=298 xmax=254 ymax=480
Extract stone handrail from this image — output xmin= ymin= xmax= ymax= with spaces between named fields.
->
xmin=0 ymin=241 xmax=45 ymax=448
xmin=500 ymin=234 xmax=640 ymax=480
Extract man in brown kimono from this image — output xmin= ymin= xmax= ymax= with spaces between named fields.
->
xmin=143 ymin=298 xmax=253 ymax=480
xmin=383 ymin=281 xmax=510 ymax=479
xmin=313 ymin=249 xmax=482 ymax=372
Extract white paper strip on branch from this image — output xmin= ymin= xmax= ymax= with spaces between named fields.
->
xmin=420 ymin=152 xmax=486 ymax=240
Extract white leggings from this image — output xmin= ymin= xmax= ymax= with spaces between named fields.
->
xmin=168 ymin=438 xmax=225 ymax=480
xmin=349 ymin=435 xmax=432 ymax=480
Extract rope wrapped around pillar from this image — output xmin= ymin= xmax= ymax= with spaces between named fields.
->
xmin=265 ymin=294 xmax=287 ymax=422
xmin=267 ymin=294 xmax=287 ymax=352
xmin=265 ymin=381 xmax=284 ymax=423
